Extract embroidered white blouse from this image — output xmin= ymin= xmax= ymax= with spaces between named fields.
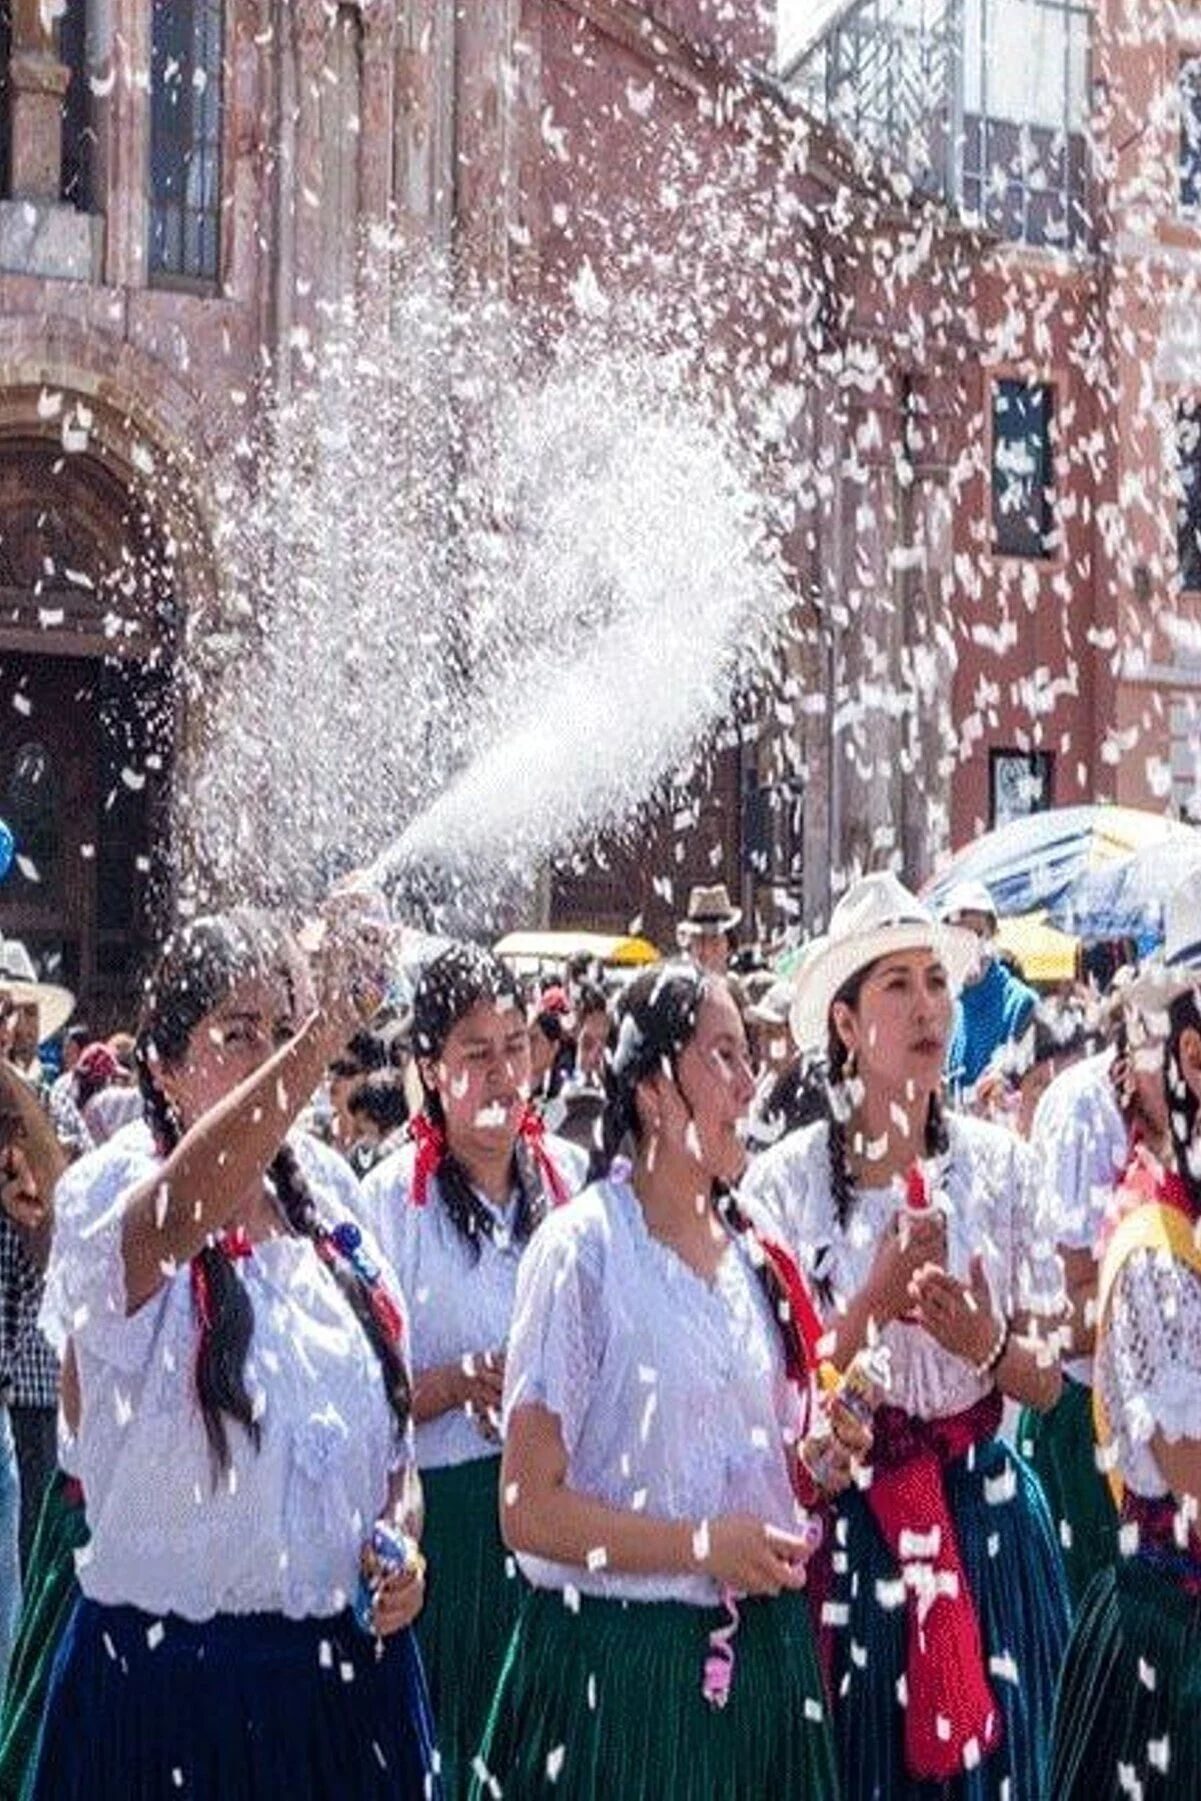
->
xmin=743 ymin=1114 xmax=1064 ymax=1422
xmin=503 ymin=1174 xmax=809 ymax=1606
xmin=41 ymin=1121 xmax=408 ymax=1622
xmin=357 ymin=1134 xmax=587 ymax=1470
xmin=1027 ymin=1051 xmax=1127 ymax=1386
xmin=1096 ymin=1246 xmax=1201 ymax=1498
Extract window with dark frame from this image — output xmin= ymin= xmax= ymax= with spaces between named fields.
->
xmin=1182 ymin=56 xmax=1201 ymax=210
xmin=1178 ymin=400 xmax=1201 ymax=592
xmin=59 ymin=0 xmax=91 ymax=210
xmin=989 ymin=749 xmax=1053 ymax=829
xmin=149 ymin=0 xmax=223 ymax=284
xmin=992 ymin=379 xmax=1056 ymax=559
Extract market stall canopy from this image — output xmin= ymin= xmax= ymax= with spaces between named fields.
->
xmin=924 ymin=805 xmax=1196 ymax=921
xmin=996 ymin=911 xmax=1078 ymax=985
xmin=1049 ymin=832 xmax=1201 ymax=943
xmin=494 ymin=930 xmax=660 ymax=974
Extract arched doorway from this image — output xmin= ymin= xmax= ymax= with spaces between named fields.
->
xmin=0 ymin=440 xmax=175 ymax=1029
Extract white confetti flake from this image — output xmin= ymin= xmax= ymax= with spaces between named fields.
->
xmin=545 ymin=1745 xmax=566 ymax=1783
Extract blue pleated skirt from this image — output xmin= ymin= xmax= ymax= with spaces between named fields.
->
xmin=826 ymin=1433 xmax=1071 ymax=1801
xmin=27 ymin=1595 xmax=441 ymax=1800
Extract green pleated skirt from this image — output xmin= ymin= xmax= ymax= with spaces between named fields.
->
xmin=827 ymin=1433 xmax=1071 ymax=1801
xmin=1018 ymin=1375 xmax=1119 ymax=1612
xmin=0 ymin=1472 xmax=88 ymax=1801
xmin=470 ymin=1583 xmax=840 ymax=1800
xmin=417 ymin=1457 xmax=523 ymax=1801
xmin=1045 ymin=1557 xmax=1201 ymax=1800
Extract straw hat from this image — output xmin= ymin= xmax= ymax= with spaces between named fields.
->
xmin=0 ymin=935 xmax=75 ymax=1041
xmin=675 ymin=883 xmax=742 ymax=944
xmin=789 ymin=872 xmax=978 ymax=1055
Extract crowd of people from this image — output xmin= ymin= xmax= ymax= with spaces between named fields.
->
xmin=0 ymin=866 xmax=1196 ymax=1798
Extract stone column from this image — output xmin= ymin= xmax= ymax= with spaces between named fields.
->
xmin=9 ymin=0 xmax=70 ymax=200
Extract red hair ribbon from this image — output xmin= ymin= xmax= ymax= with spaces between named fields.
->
xmin=517 ymin=1106 xmax=571 ymax=1207
xmin=408 ymin=1112 xmax=447 ymax=1207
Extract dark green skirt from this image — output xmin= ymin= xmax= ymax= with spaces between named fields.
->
xmin=1018 ymin=1376 xmax=1119 ymax=1612
xmin=471 ymin=1583 xmax=839 ymax=1800
xmin=417 ymin=1457 xmax=522 ymax=1801
xmin=0 ymin=1472 xmax=88 ymax=1801
xmin=828 ymin=1434 xmax=1071 ymax=1801
xmin=1045 ymin=1558 xmax=1201 ymax=1800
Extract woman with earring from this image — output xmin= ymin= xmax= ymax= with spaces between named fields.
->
xmin=1046 ymin=880 xmax=1201 ymax=1797
xmin=356 ymin=944 xmax=585 ymax=1800
xmin=24 ymin=906 xmax=439 ymax=1800
xmin=745 ymin=873 xmax=1070 ymax=1801
xmin=470 ymin=962 xmax=864 ymax=1801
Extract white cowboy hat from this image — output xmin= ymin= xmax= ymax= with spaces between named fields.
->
xmin=0 ymin=935 xmax=75 ymax=1041
xmin=938 ymin=879 xmax=998 ymax=924
xmin=1123 ymin=872 xmax=1201 ymax=1017
xmin=790 ymin=872 xmax=979 ymax=1055
xmin=675 ymin=883 xmax=742 ymax=942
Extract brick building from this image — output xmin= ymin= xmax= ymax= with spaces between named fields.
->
xmin=0 ymin=0 xmax=1193 ymax=1016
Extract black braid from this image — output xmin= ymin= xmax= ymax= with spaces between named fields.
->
xmin=1166 ymin=990 xmax=1201 ymax=1214
xmin=136 ymin=1035 xmax=262 ymax=1480
xmin=825 ymin=961 xmax=951 ymax=1239
xmin=268 ymin=1143 xmax=412 ymax=1436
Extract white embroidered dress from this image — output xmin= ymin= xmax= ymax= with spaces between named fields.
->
xmin=41 ymin=1121 xmax=407 ymax=1622
xmin=356 ymin=1134 xmax=587 ymax=1471
xmin=743 ymin=1114 xmax=1064 ymax=1421
xmin=502 ymin=1174 xmax=809 ymax=1606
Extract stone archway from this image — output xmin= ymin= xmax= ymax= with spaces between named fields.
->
xmin=0 ymin=435 xmax=178 ymax=1027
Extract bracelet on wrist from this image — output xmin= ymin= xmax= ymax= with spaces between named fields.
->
xmin=973 ymin=1314 xmax=1010 ymax=1382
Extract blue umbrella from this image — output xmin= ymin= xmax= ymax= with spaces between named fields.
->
xmin=924 ymin=805 xmax=1197 ymax=921
xmin=1049 ymin=835 xmax=1201 ymax=943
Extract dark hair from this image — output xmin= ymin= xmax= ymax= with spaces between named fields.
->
xmin=348 ymin=1069 xmax=409 ymax=1135
xmin=1166 ymin=989 xmax=1201 ymax=1213
xmin=574 ymin=981 xmax=608 ymax=1022
xmin=593 ymin=961 xmax=813 ymax=1381
xmin=411 ymin=943 xmax=550 ymax=1257
xmin=137 ymin=910 xmax=409 ymax=1477
xmin=329 ymin=1029 xmax=389 ymax=1080
xmin=825 ymin=959 xmax=949 ymax=1233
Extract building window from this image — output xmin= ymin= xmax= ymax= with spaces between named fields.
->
xmin=59 ymin=0 xmax=92 ymax=210
xmin=149 ymin=0 xmax=223 ymax=284
xmin=992 ymin=379 xmax=1055 ymax=558
xmin=1183 ymin=58 xmax=1201 ymax=210
xmin=990 ymin=749 xmax=1053 ymax=828
xmin=1179 ymin=401 xmax=1201 ymax=592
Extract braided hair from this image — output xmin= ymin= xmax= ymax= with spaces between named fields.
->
xmin=411 ymin=944 xmax=551 ymax=1257
xmin=593 ymin=962 xmax=814 ymax=1382
xmin=825 ymin=959 xmax=950 ymax=1234
xmin=1166 ymin=988 xmax=1201 ymax=1212
xmin=136 ymin=911 xmax=409 ymax=1480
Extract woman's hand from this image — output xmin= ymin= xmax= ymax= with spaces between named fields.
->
xmin=315 ymin=891 xmax=392 ymax=1032
xmin=415 ymin=1351 xmax=506 ymax=1438
xmin=909 ymin=1254 xmax=999 ymax=1365
xmin=361 ymin=1539 xmax=426 ymax=1636
xmin=863 ymin=1208 xmax=947 ymax=1323
xmin=800 ymin=1388 xmax=874 ymax=1497
xmin=700 ymin=1515 xmax=818 ymax=1597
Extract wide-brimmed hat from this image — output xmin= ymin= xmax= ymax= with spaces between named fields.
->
xmin=676 ymin=883 xmax=742 ymax=942
xmin=937 ymin=878 xmax=998 ymax=925
xmin=0 ymin=935 xmax=74 ymax=1040
xmin=1124 ymin=872 xmax=1201 ymax=1016
xmin=790 ymin=872 xmax=979 ymax=1055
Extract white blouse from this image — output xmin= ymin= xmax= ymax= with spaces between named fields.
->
xmin=357 ymin=1134 xmax=587 ymax=1470
xmin=503 ymin=1175 xmax=809 ymax=1606
xmin=1028 ymin=1051 xmax=1128 ymax=1386
xmin=743 ymin=1115 xmax=1064 ymax=1422
xmin=1096 ymin=1247 xmax=1201 ymax=1498
xmin=41 ymin=1121 xmax=407 ymax=1623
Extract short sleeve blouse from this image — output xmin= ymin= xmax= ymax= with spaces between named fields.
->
xmin=41 ymin=1121 xmax=405 ymax=1622
xmin=503 ymin=1175 xmax=808 ymax=1606
xmin=356 ymin=1135 xmax=587 ymax=1470
xmin=743 ymin=1114 xmax=1064 ymax=1421
xmin=1096 ymin=1243 xmax=1201 ymax=1498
